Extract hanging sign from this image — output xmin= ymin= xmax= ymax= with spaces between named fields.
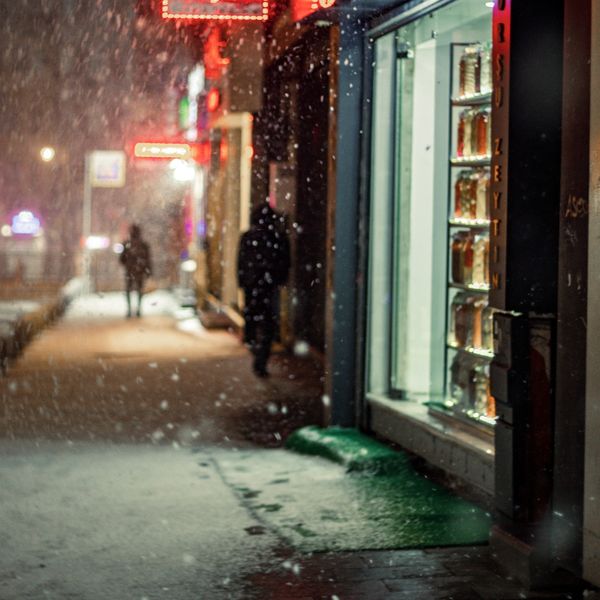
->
xmin=161 ymin=0 xmax=269 ymax=21
xmin=134 ymin=142 xmax=192 ymax=159
xmin=89 ymin=151 xmax=126 ymax=188
xmin=133 ymin=141 xmax=210 ymax=164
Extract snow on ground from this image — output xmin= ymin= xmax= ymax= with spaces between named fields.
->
xmin=65 ymin=290 xmax=206 ymax=340
xmin=0 ymin=300 xmax=41 ymax=322
xmin=0 ymin=440 xmax=276 ymax=600
xmin=65 ymin=290 xmax=183 ymax=321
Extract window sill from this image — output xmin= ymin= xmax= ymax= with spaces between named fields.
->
xmin=367 ymin=394 xmax=495 ymax=496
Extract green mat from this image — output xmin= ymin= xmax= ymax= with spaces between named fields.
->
xmin=214 ymin=432 xmax=491 ymax=552
xmin=285 ymin=425 xmax=411 ymax=474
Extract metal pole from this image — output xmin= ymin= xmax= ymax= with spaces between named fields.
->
xmin=82 ymin=153 xmax=92 ymax=294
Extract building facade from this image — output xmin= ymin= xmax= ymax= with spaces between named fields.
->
xmin=329 ymin=0 xmax=594 ymax=588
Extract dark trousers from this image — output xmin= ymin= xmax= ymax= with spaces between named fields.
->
xmin=243 ymin=287 xmax=277 ymax=372
xmin=125 ymin=275 xmax=145 ymax=316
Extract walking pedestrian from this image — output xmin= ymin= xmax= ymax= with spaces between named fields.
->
xmin=237 ymin=204 xmax=290 ymax=377
xmin=119 ymin=224 xmax=152 ymax=318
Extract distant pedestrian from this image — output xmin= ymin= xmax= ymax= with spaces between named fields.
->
xmin=237 ymin=204 xmax=290 ymax=377
xmin=119 ymin=224 xmax=152 ymax=318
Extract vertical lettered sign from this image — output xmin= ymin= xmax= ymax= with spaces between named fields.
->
xmin=489 ymin=0 xmax=510 ymax=309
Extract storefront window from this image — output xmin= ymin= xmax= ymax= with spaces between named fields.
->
xmin=365 ymin=33 xmax=395 ymax=397
xmin=366 ymin=0 xmax=495 ymax=427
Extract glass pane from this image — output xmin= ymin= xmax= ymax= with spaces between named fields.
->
xmin=367 ymin=0 xmax=494 ymax=408
xmin=390 ymin=14 xmax=450 ymax=400
xmin=366 ymin=33 xmax=396 ymax=396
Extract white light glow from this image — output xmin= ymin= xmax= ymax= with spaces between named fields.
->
xmin=1 ymin=225 xmax=12 ymax=237
xmin=40 ymin=146 xmax=56 ymax=162
xmin=180 ymin=259 xmax=197 ymax=273
xmin=11 ymin=211 xmax=42 ymax=235
xmin=169 ymin=159 xmax=186 ymax=170
xmin=485 ymin=1 xmax=494 ymax=7
xmin=113 ymin=243 xmax=124 ymax=254
xmin=85 ymin=235 xmax=110 ymax=250
xmin=172 ymin=161 xmax=196 ymax=182
xmin=188 ymin=65 xmax=205 ymax=97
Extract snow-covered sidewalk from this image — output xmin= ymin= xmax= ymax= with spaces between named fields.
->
xmin=0 ymin=440 xmax=276 ymax=600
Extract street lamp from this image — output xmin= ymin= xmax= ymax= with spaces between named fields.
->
xmin=40 ymin=146 xmax=56 ymax=162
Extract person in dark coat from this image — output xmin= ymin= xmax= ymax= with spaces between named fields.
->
xmin=237 ymin=204 xmax=290 ymax=377
xmin=119 ymin=224 xmax=152 ymax=318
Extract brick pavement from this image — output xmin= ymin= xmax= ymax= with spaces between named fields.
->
xmin=243 ymin=546 xmax=587 ymax=599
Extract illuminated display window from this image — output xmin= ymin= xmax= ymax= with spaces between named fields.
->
xmin=292 ymin=0 xmax=335 ymax=22
xmin=161 ymin=0 xmax=269 ymax=21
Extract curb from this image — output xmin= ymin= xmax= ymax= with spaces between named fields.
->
xmin=285 ymin=426 xmax=411 ymax=475
xmin=0 ymin=278 xmax=83 ymax=374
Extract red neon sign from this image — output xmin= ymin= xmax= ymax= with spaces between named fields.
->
xmin=161 ymin=0 xmax=269 ymax=21
xmin=204 ymin=28 xmax=230 ymax=80
xmin=292 ymin=0 xmax=335 ymax=21
xmin=206 ymin=88 xmax=221 ymax=112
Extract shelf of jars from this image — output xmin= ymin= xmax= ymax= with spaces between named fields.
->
xmin=451 ymin=91 xmax=493 ymax=106
xmin=450 ymin=155 xmax=491 ymax=167
xmin=448 ymin=281 xmax=490 ymax=292
xmin=449 ymin=217 xmax=491 ymax=229
xmin=447 ymin=342 xmax=494 ymax=360
xmin=437 ymin=41 xmax=496 ymax=429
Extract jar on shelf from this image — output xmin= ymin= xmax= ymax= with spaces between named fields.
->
xmin=471 ymin=364 xmax=490 ymax=414
xmin=459 ymin=45 xmax=479 ymax=97
xmin=483 ymin=236 xmax=490 ymax=284
xmin=449 ymin=355 xmax=464 ymax=403
xmin=470 ymin=296 xmax=486 ymax=348
xmin=457 ymin=109 xmax=475 ymax=157
xmin=481 ymin=304 xmax=495 ymax=351
xmin=474 ymin=170 xmax=490 ymax=220
xmin=449 ymin=291 xmax=473 ymax=347
xmin=451 ymin=232 xmax=466 ymax=283
xmin=454 ymin=170 xmax=476 ymax=218
xmin=472 ymin=108 xmax=491 ymax=157
xmin=472 ymin=234 xmax=488 ymax=285
xmin=450 ymin=354 xmax=473 ymax=407
xmin=461 ymin=234 xmax=474 ymax=284
xmin=487 ymin=392 xmax=496 ymax=418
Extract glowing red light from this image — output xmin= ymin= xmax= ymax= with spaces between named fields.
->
xmin=161 ymin=0 xmax=269 ymax=21
xmin=204 ymin=28 xmax=230 ymax=79
xmin=206 ymin=88 xmax=221 ymax=112
xmin=190 ymin=141 xmax=211 ymax=165
xmin=220 ymin=139 xmax=228 ymax=163
xmin=291 ymin=0 xmax=335 ymax=21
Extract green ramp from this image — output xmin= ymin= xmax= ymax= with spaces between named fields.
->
xmin=216 ymin=431 xmax=491 ymax=552
xmin=285 ymin=425 xmax=412 ymax=475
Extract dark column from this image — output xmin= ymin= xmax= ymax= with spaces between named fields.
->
xmin=489 ymin=0 xmax=565 ymax=588
xmin=328 ymin=15 xmax=364 ymax=426
xmin=553 ymin=0 xmax=591 ymax=576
